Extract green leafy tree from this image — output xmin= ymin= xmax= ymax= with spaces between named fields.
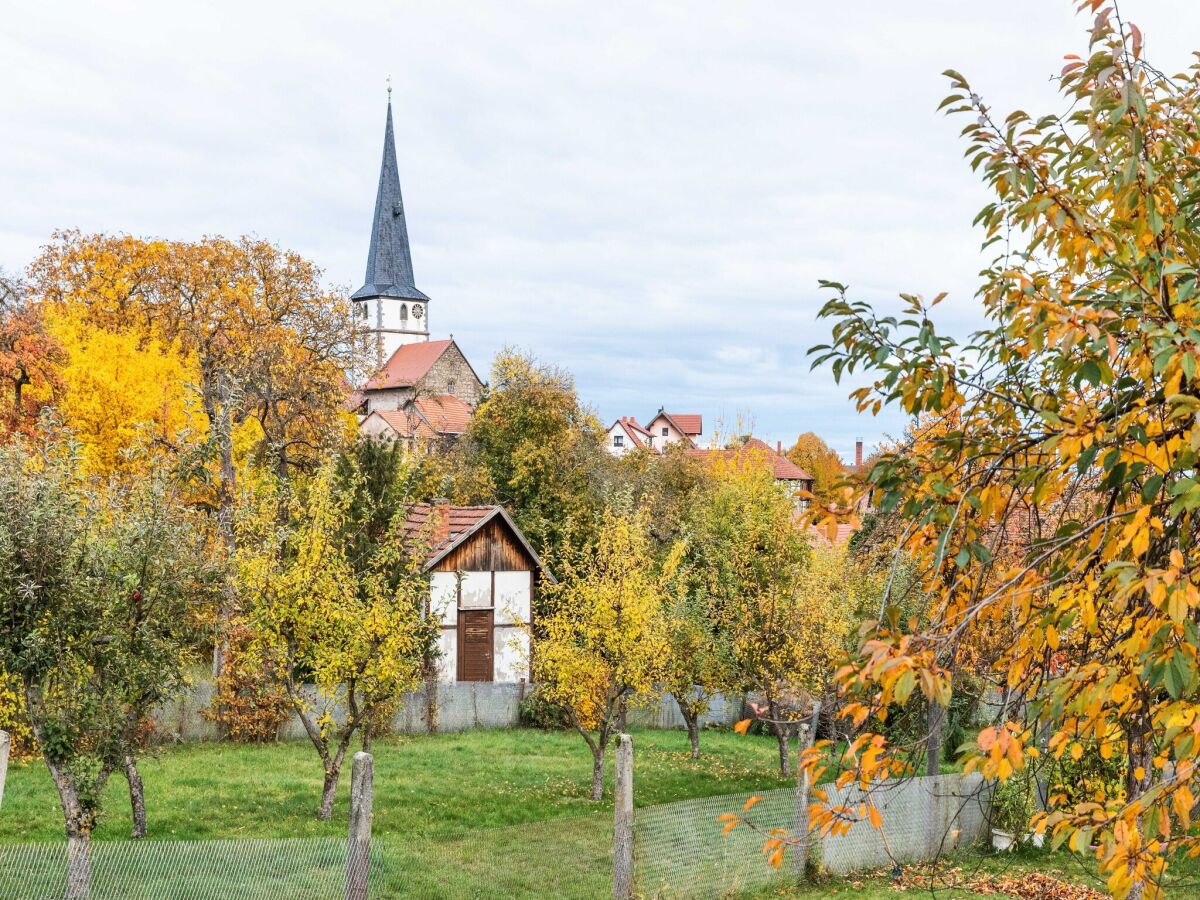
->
xmin=0 ymin=426 xmax=216 ymax=895
xmin=465 ymin=349 xmax=606 ymax=569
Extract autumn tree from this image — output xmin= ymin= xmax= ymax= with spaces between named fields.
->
xmin=685 ymin=447 xmax=850 ymax=777
xmin=660 ymin=541 xmax=735 ymax=759
xmin=803 ymin=6 xmax=1200 ymax=896
xmin=0 ymin=427 xmax=216 ymax=894
xmin=36 ymin=301 xmax=203 ymax=476
xmin=0 ymin=268 xmax=62 ymax=436
xmin=534 ymin=508 xmax=667 ymax=800
xmin=30 ymin=232 xmax=360 ymax=675
xmin=237 ymin=459 xmax=431 ymax=819
xmin=464 ymin=348 xmax=606 ymax=567
xmin=786 ymin=432 xmax=845 ymax=502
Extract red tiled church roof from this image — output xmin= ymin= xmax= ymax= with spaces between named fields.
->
xmin=412 ymin=395 xmax=473 ymax=435
xmin=366 ymin=339 xmax=454 ymax=390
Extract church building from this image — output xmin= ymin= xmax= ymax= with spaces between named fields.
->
xmin=351 ymin=93 xmax=484 ymax=429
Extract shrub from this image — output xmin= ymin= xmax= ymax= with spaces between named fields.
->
xmin=204 ymin=623 xmax=291 ymax=742
xmin=518 ymin=686 xmax=571 ymax=730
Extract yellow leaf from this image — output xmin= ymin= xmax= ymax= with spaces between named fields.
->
xmin=743 ymin=795 xmax=762 ymax=812
xmin=868 ymin=805 xmax=882 ymax=829
xmin=733 ymin=719 xmax=752 ymax=736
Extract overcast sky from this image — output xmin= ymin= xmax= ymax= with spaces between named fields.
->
xmin=3 ymin=2 xmax=1198 ymax=460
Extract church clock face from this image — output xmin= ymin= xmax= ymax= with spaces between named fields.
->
xmin=412 ymin=304 xmax=424 ymax=319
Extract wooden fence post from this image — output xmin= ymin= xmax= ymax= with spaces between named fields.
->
xmin=613 ymin=733 xmax=634 ymax=900
xmin=0 ymin=730 xmax=9 ymax=809
xmin=345 ymin=751 xmax=374 ymax=900
xmin=792 ymin=701 xmax=821 ymax=880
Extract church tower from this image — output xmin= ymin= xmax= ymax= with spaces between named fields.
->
xmin=351 ymin=91 xmax=431 ymax=368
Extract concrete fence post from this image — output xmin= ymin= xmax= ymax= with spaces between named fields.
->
xmin=0 ymin=730 xmax=9 ymax=809
xmin=613 ymin=733 xmax=634 ymax=900
xmin=345 ymin=751 xmax=374 ymax=900
xmin=792 ymin=701 xmax=821 ymax=880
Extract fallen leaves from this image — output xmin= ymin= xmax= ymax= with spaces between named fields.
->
xmin=880 ymin=865 xmax=1107 ymax=899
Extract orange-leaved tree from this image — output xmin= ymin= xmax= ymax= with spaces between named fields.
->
xmin=798 ymin=5 xmax=1200 ymax=896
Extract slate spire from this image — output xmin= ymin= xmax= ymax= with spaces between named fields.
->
xmin=352 ymin=97 xmax=430 ymax=303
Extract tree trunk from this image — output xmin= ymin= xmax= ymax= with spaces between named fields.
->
xmin=66 ymin=832 xmax=92 ymax=900
xmin=205 ymin=372 xmax=238 ymax=682
xmin=424 ymin=664 xmax=439 ymax=735
xmin=775 ymin=727 xmax=792 ymax=778
xmin=768 ymin=698 xmax=791 ymax=778
xmin=673 ymin=694 xmax=701 ymax=759
xmin=926 ymin=699 xmax=944 ymax=776
xmin=319 ymin=764 xmax=341 ymax=821
xmin=124 ymin=755 xmax=147 ymax=839
xmin=591 ymin=744 xmax=605 ymax=801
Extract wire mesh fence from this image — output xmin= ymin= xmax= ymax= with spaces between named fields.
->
xmin=0 ymin=815 xmax=615 ymax=900
xmin=633 ymin=773 xmax=994 ymax=899
xmin=635 ymin=787 xmax=801 ymax=899
xmin=0 ymin=837 xmax=366 ymax=899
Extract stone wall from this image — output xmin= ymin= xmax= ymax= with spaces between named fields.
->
xmin=415 ymin=342 xmax=484 ymax=407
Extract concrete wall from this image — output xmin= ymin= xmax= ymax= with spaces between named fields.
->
xmin=150 ymin=681 xmax=747 ymax=744
xmin=626 ymin=690 xmax=746 ymax=730
xmin=150 ymin=680 xmax=531 ymax=743
xmin=816 ymin=773 xmax=993 ymax=875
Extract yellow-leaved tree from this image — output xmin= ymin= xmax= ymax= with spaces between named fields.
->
xmin=236 ymin=460 xmax=431 ymax=820
xmin=534 ymin=508 xmax=667 ymax=800
xmin=36 ymin=302 xmax=204 ymax=476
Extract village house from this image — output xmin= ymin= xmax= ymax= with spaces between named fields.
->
xmin=403 ymin=502 xmax=554 ymax=684
xmin=605 ymin=409 xmax=702 ymax=456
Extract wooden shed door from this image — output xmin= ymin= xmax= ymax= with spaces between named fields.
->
xmin=458 ymin=610 xmax=494 ymax=682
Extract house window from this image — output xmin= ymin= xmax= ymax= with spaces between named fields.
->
xmin=661 ymin=427 xmax=669 ymax=437
xmin=447 ymin=379 xmax=457 ymax=394
xmin=613 ymin=434 xmax=624 ymax=448
xmin=400 ymin=303 xmax=408 ymax=321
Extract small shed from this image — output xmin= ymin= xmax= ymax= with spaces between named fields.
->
xmin=403 ymin=503 xmax=553 ymax=683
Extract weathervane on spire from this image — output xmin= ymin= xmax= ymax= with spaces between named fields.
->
xmin=386 ymin=76 xmax=392 ymax=103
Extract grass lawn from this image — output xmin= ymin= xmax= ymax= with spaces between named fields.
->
xmin=0 ymin=727 xmax=791 ymax=843
xmin=0 ymin=726 xmax=795 ymax=898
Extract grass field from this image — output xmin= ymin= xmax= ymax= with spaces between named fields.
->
xmin=0 ymin=727 xmax=792 ymax=843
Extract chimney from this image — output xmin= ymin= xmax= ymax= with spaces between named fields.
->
xmin=855 ymin=438 xmax=863 ymax=468
xmin=776 ymin=440 xmax=782 ymax=454
xmin=432 ymin=498 xmax=452 ymax=546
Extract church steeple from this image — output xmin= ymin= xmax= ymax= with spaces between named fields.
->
xmin=353 ymin=92 xmax=430 ymax=367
